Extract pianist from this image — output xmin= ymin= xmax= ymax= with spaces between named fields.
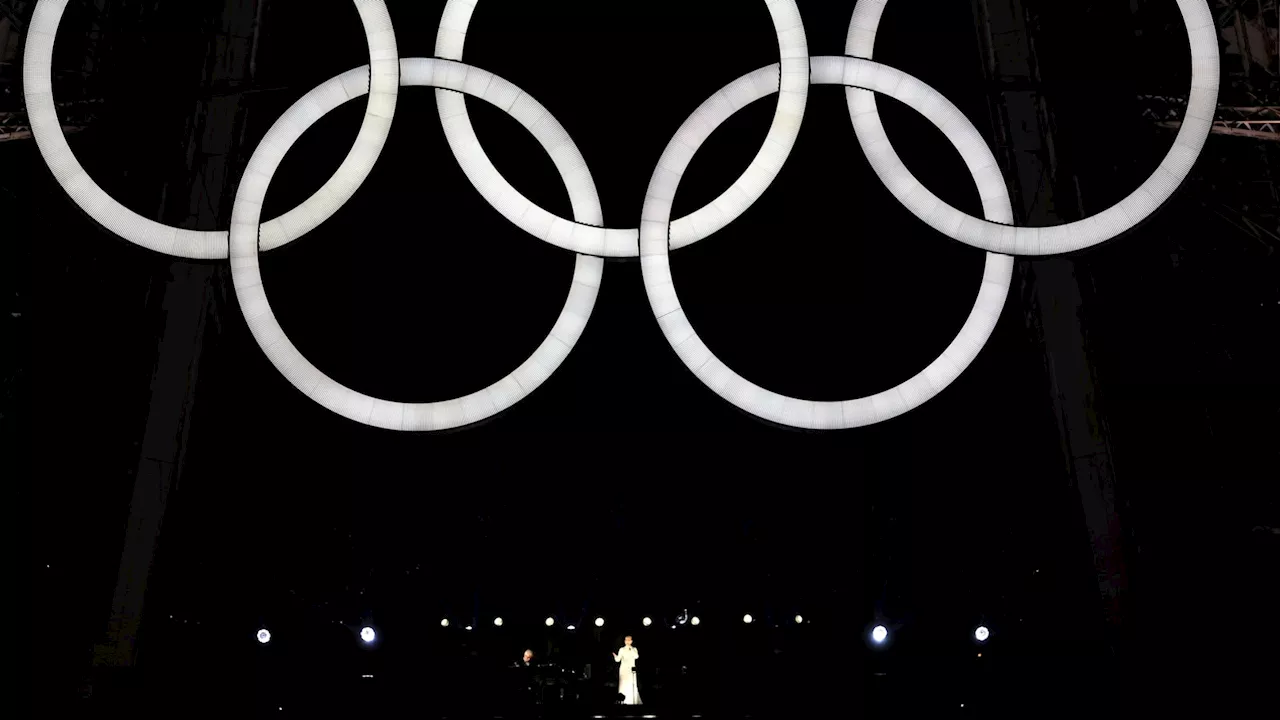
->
xmin=512 ymin=649 xmax=541 ymax=706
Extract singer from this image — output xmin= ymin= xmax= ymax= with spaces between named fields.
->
xmin=611 ymin=635 xmax=641 ymax=705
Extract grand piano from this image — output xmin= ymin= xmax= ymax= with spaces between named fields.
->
xmin=510 ymin=660 xmax=592 ymax=705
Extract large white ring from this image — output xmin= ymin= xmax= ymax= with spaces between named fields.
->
xmin=229 ymin=59 xmax=606 ymax=431
xmin=845 ymin=0 xmax=1220 ymax=255
xmin=23 ymin=2 xmax=1216 ymax=432
xmin=432 ymin=0 xmax=812 ymax=258
xmin=640 ymin=56 xmax=1015 ymax=429
xmin=22 ymin=0 xmax=401 ymax=260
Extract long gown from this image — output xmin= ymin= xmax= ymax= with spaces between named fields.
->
xmin=614 ymin=645 xmax=641 ymax=704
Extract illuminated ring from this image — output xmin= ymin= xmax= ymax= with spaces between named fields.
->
xmin=229 ymin=58 xmax=606 ymax=431
xmin=432 ymin=0 xmax=811 ymax=258
xmin=640 ymin=56 xmax=1015 ymax=430
xmin=845 ymin=0 xmax=1220 ymax=255
xmin=21 ymin=0 xmax=1216 ymax=433
xmin=22 ymin=0 xmax=401 ymax=260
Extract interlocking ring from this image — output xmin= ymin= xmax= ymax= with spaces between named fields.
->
xmin=843 ymin=0 xmax=1220 ymax=256
xmin=24 ymin=0 xmax=403 ymax=259
xmin=23 ymin=0 xmax=1219 ymax=431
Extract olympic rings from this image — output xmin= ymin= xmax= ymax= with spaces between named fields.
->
xmin=23 ymin=1 xmax=1218 ymax=431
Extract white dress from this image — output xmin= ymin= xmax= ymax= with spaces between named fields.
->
xmin=614 ymin=645 xmax=641 ymax=704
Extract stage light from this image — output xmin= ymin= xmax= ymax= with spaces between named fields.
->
xmin=545 ymin=617 xmax=555 ymax=627
xmin=465 ymin=625 xmax=473 ymax=631
xmin=256 ymin=628 xmax=271 ymax=644
xmin=595 ymin=617 xmax=605 ymax=627
xmin=743 ymin=614 xmax=753 ymax=624
xmin=795 ymin=615 xmax=804 ymax=624
xmin=360 ymin=627 xmax=376 ymax=644
xmin=642 ymin=617 xmax=652 ymax=627
xmin=567 ymin=625 xmax=576 ymax=631
xmin=440 ymin=619 xmax=449 ymax=628
xmin=690 ymin=616 xmax=700 ymax=626
xmin=494 ymin=617 xmax=504 ymax=627
xmin=871 ymin=625 xmax=888 ymax=644
xmin=975 ymin=625 xmax=990 ymax=642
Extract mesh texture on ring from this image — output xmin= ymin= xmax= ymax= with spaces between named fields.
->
xmin=638 ymin=56 xmax=1015 ymax=429
xmin=229 ymin=59 xmax=607 ymax=431
xmin=22 ymin=0 xmax=1217 ymax=430
xmin=844 ymin=0 xmax=1220 ymax=255
xmin=23 ymin=0 xmax=402 ymax=259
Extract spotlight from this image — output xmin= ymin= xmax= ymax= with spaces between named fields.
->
xmin=440 ymin=619 xmax=449 ymax=628
xmin=743 ymin=614 xmax=753 ymax=624
xmin=642 ymin=617 xmax=652 ymax=627
xmin=690 ymin=616 xmax=700 ymax=626
xmin=567 ymin=625 xmax=576 ymax=631
xmin=794 ymin=615 xmax=804 ymax=624
xmin=464 ymin=625 xmax=473 ymax=631
xmin=594 ymin=617 xmax=605 ymax=628
xmin=974 ymin=625 xmax=990 ymax=642
xmin=494 ymin=617 xmax=503 ymax=627
xmin=545 ymin=617 xmax=555 ymax=627
xmin=870 ymin=625 xmax=888 ymax=644
xmin=360 ymin=627 xmax=376 ymax=644
xmin=256 ymin=628 xmax=271 ymax=644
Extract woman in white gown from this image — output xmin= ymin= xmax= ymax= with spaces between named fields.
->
xmin=612 ymin=635 xmax=641 ymax=705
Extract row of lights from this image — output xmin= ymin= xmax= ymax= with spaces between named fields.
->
xmin=254 ymin=614 xmax=747 ymax=644
xmin=453 ymin=614 xmax=816 ymax=629
xmin=740 ymin=614 xmax=803 ymax=624
xmin=435 ymin=614 xmax=820 ymax=630
xmin=866 ymin=624 xmax=990 ymax=646
xmin=256 ymin=622 xmax=993 ymax=646
xmin=256 ymin=626 xmax=380 ymax=645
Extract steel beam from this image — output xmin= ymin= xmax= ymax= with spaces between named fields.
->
xmin=970 ymin=0 xmax=1129 ymax=653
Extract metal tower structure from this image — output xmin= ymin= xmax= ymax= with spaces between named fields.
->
xmin=969 ymin=0 xmax=1130 ymax=656
xmin=43 ymin=0 xmax=270 ymax=690
xmin=1 ymin=0 xmax=102 ymax=142
xmin=969 ymin=0 xmax=1277 ymax=662
xmin=1143 ymin=1 xmax=1280 ymax=244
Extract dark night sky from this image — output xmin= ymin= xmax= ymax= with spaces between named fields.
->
xmin=9 ymin=0 xmax=1279 ymax=714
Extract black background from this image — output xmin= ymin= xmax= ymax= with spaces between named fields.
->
xmin=9 ymin=0 xmax=1278 ymax=715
